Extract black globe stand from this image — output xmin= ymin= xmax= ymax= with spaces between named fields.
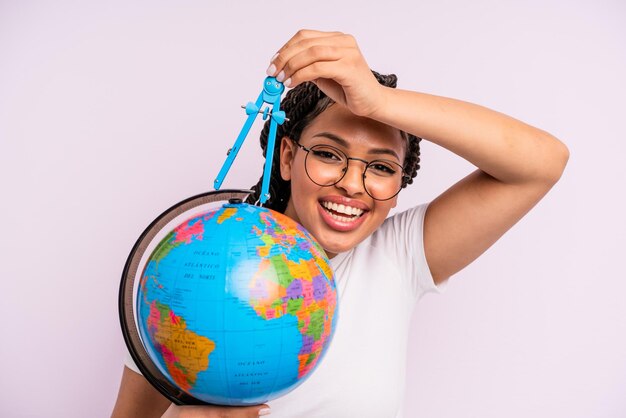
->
xmin=118 ymin=189 xmax=252 ymax=405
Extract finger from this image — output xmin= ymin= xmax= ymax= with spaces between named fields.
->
xmin=254 ymin=405 xmax=272 ymax=417
xmin=272 ymin=33 xmax=355 ymax=72
xmin=276 ymin=29 xmax=343 ymax=57
xmin=174 ymin=404 xmax=271 ymax=417
xmin=211 ymin=404 xmax=271 ymax=418
xmin=284 ymin=60 xmax=351 ymax=104
xmin=268 ymin=33 xmax=357 ymax=80
xmin=280 ymin=48 xmax=359 ymax=89
xmin=277 ymin=44 xmax=347 ymax=85
xmin=268 ymin=29 xmax=341 ymax=70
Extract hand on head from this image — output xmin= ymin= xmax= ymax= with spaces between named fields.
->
xmin=266 ymin=29 xmax=385 ymax=118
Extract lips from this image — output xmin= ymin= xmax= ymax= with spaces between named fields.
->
xmin=317 ymin=197 xmax=369 ymax=232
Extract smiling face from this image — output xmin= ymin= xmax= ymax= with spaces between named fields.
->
xmin=263 ymin=76 xmax=285 ymax=97
xmin=279 ymin=104 xmax=407 ymax=258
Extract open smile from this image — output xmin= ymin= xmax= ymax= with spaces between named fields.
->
xmin=321 ymin=200 xmax=365 ymax=221
xmin=317 ymin=198 xmax=369 ymax=232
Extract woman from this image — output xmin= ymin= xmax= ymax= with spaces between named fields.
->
xmin=111 ymin=29 xmax=569 ymax=418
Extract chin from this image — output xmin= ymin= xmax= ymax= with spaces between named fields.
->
xmin=315 ymin=232 xmax=361 ymax=258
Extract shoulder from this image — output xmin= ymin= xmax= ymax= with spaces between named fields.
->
xmin=343 ymin=203 xmax=431 ymax=272
xmin=372 ymin=203 xmax=429 ymax=246
xmin=337 ymin=203 xmax=441 ymax=300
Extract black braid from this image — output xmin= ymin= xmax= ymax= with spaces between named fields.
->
xmin=246 ymin=71 xmax=422 ymax=212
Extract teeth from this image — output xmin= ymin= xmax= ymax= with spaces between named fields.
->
xmin=329 ymin=212 xmax=354 ymax=222
xmin=322 ymin=201 xmax=364 ymax=217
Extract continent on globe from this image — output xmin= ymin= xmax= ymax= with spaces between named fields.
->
xmin=136 ymin=202 xmax=337 ymax=405
xmin=249 ymin=211 xmax=336 ymax=378
xmin=147 ymin=300 xmax=216 ymax=391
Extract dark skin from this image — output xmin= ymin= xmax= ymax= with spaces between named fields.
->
xmin=110 ymin=367 xmax=171 ymax=417
xmin=111 ymin=28 xmax=568 ymax=418
xmin=110 ymin=368 xmax=270 ymax=417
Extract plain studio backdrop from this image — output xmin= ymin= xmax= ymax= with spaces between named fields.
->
xmin=1 ymin=1 xmax=624 ymax=417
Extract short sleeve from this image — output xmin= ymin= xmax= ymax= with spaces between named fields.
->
xmin=375 ymin=203 xmax=448 ymax=301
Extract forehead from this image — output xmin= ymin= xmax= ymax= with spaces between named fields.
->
xmin=300 ymin=104 xmax=406 ymax=158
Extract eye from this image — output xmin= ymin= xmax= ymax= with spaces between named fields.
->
xmin=311 ymin=147 xmax=343 ymax=163
xmin=267 ymin=81 xmax=271 ymax=85
xmin=368 ymin=161 xmax=398 ymax=176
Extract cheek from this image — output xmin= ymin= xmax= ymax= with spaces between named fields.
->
xmin=289 ymin=161 xmax=314 ymax=193
xmin=289 ymin=169 xmax=322 ymax=214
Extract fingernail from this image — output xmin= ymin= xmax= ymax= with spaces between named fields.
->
xmin=276 ymin=70 xmax=285 ymax=82
xmin=266 ymin=64 xmax=277 ymax=76
xmin=270 ymin=52 xmax=279 ymax=62
xmin=258 ymin=407 xmax=271 ymax=416
xmin=284 ymin=77 xmax=292 ymax=88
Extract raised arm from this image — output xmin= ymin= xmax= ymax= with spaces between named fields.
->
xmin=372 ymin=88 xmax=569 ymax=284
xmin=267 ymin=29 xmax=569 ymax=284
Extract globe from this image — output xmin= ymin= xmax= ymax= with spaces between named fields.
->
xmin=127 ymin=194 xmax=338 ymax=406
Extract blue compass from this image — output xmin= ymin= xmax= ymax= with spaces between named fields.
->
xmin=214 ymin=76 xmax=287 ymax=204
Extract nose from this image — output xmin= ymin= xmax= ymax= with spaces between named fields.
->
xmin=335 ymin=159 xmax=366 ymax=197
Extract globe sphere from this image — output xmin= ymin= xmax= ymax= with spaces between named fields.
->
xmin=135 ymin=200 xmax=338 ymax=405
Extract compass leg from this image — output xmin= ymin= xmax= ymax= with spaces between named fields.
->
xmin=214 ymin=94 xmax=264 ymax=189
xmin=259 ymin=102 xmax=283 ymax=204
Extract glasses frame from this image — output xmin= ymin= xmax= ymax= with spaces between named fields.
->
xmin=292 ymin=140 xmax=411 ymax=201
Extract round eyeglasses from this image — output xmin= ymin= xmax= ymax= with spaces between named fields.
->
xmin=293 ymin=141 xmax=410 ymax=201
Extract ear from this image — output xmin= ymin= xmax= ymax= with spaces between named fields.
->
xmin=279 ymin=136 xmax=296 ymax=181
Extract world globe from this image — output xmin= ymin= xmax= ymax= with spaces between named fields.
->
xmin=119 ymin=190 xmax=338 ymax=406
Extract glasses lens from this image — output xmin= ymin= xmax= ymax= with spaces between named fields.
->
xmin=302 ymin=143 xmax=406 ymax=201
xmin=364 ymin=160 xmax=404 ymax=200
xmin=304 ymin=145 xmax=348 ymax=186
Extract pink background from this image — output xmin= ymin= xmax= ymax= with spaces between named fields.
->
xmin=1 ymin=1 xmax=625 ymax=417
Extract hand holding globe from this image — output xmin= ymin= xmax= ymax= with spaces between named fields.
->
xmin=119 ymin=192 xmax=338 ymax=408
xmin=161 ymin=402 xmax=271 ymax=417
xmin=119 ymin=56 xmax=340 ymax=410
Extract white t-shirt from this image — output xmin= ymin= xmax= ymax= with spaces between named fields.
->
xmin=125 ymin=203 xmax=445 ymax=417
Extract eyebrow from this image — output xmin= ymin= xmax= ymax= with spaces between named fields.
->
xmin=311 ymin=132 xmax=401 ymax=161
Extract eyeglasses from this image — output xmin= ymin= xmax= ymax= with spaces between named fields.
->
xmin=293 ymin=141 xmax=410 ymax=201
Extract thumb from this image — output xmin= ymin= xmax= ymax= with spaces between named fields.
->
xmin=249 ymin=404 xmax=271 ymax=417
xmin=161 ymin=403 xmax=271 ymax=417
xmin=313 ymin=78 xmax=347 ymax=108
xmin=221 ymin=403 xmax=271 ymax=417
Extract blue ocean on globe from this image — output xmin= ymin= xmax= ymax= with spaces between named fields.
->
xmin=136 ymin=202 xmax=338 ymax=405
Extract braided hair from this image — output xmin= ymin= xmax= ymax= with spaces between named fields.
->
xmin=246 ymin=71 xmax=422 ymax=213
